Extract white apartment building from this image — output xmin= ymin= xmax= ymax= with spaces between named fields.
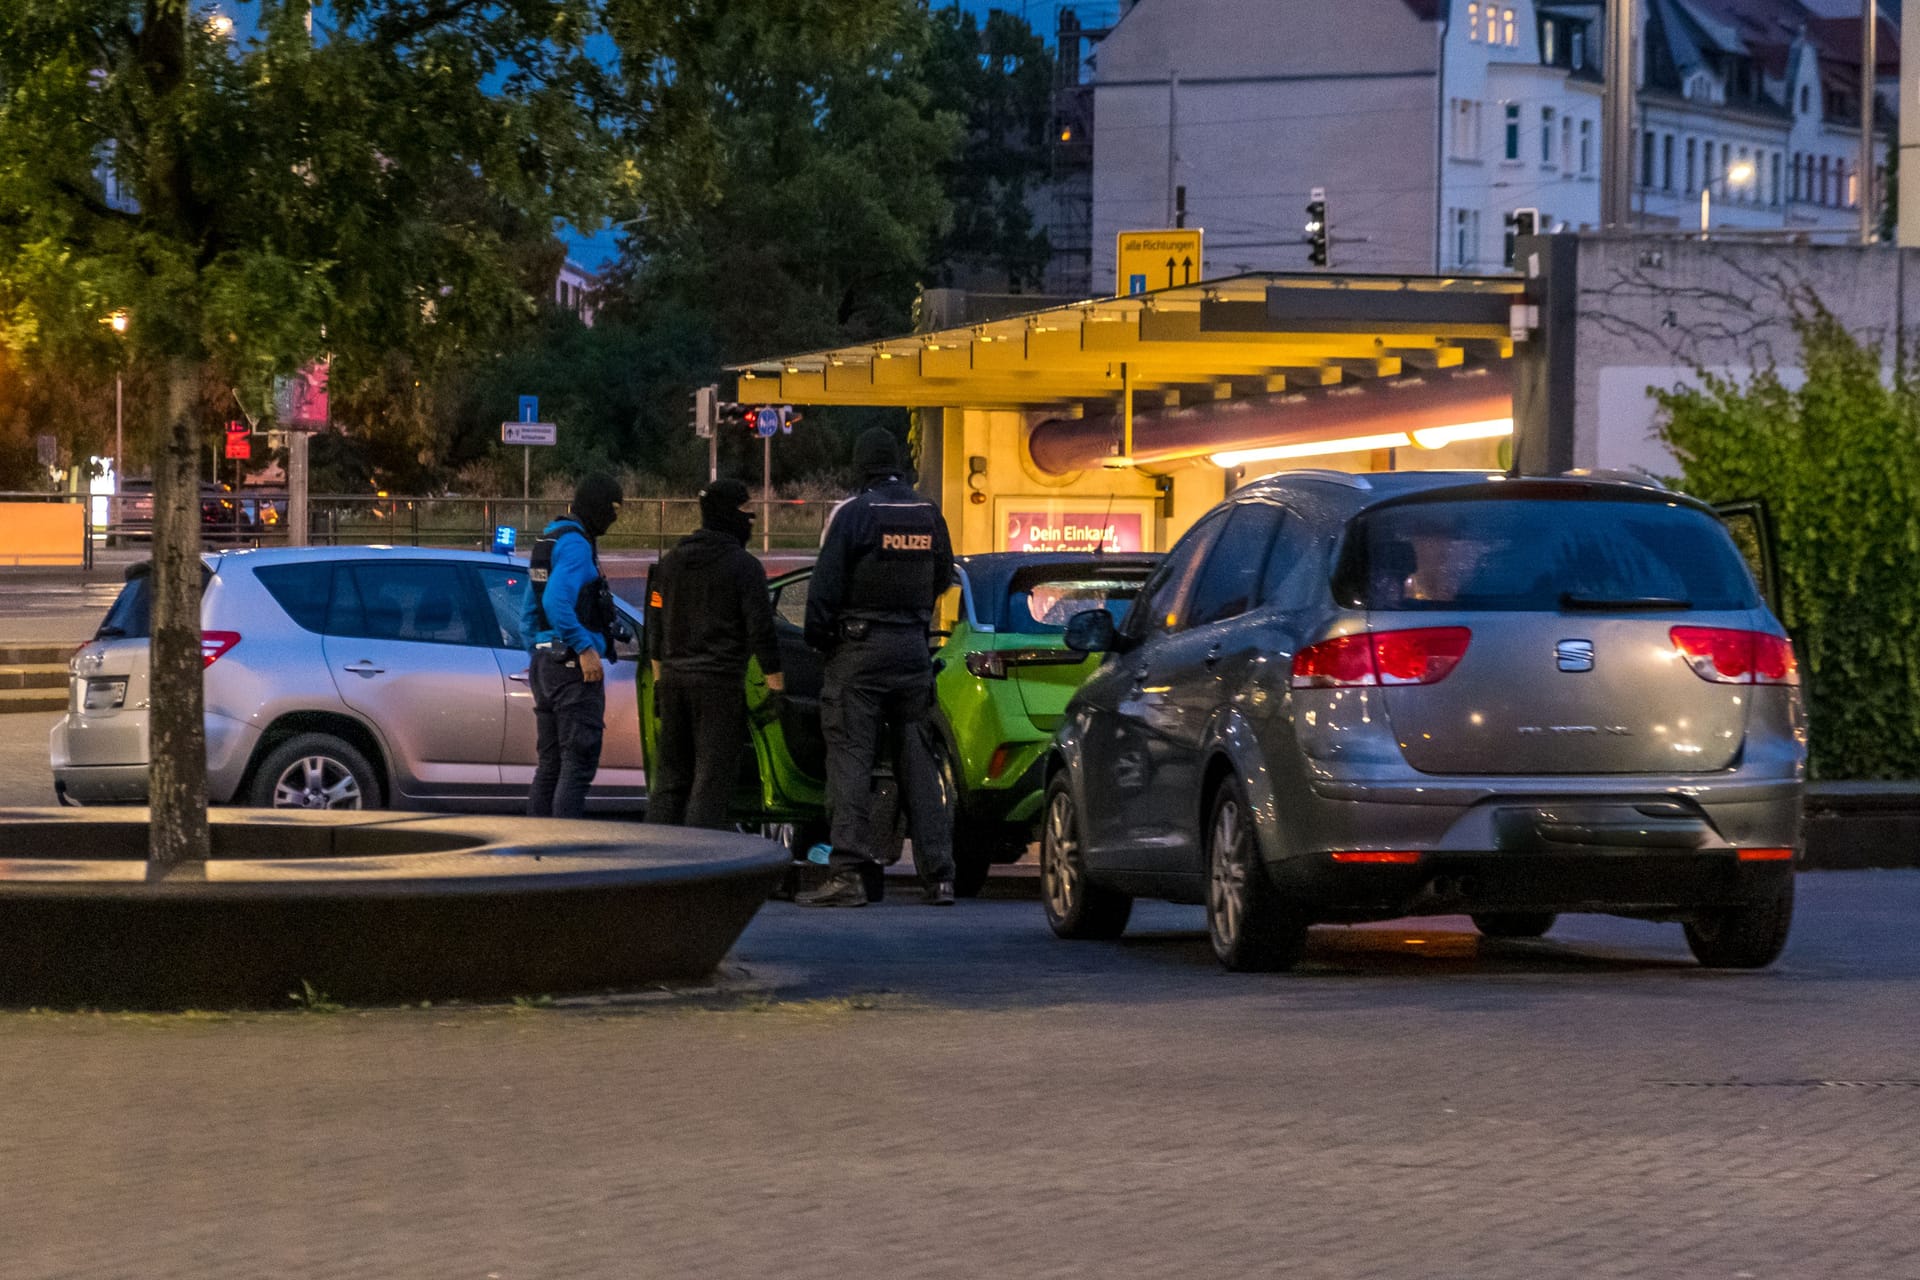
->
xmin=1081 ymin=0 xmax=1891 ymax=284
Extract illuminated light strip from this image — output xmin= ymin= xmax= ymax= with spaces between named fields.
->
xmin=1735 ymin=847 xmax=1795 ymax=862
xmin=1209 ymin=431 xmax=1412 ymax=469
xmin=1329 ymin=850 xmax=1423 ymax=865
xmin=1409 ymin=417 xmax=1514 ymax=449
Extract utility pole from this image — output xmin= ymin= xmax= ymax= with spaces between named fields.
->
xmin=1903 ymin=0 xmax=1920 ymax=246
xmin=1602 ymin=0 xmax=1637 ymax=228
xmin=1861 ymin=0 xmax=1877 ymax=244
xmin=1165 ymin=71 xmax=1180 ymax=226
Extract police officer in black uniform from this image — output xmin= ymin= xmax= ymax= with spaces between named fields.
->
xmin=797 ymin=428 xmax=958 ymax=907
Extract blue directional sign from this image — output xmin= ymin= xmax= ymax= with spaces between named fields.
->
xmin=754 ymin=407 xmax=780 ymax=438
xmin=518 ymin=395 xmax=539 ymax=424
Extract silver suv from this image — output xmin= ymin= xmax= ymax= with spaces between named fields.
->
xmin=1045 ymin=471 xmax=1805 ymax=971
xmin=50 ymin=546 xmax=646 ymax=812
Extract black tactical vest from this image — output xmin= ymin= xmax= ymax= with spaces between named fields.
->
xmin=529 ymin=519 xmax=617 ymax=644
xmin=847 ymin=496 xmax=943 ymax=616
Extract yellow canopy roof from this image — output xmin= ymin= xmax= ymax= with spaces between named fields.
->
xmin=731 ymin=272 xmax=1522 ymax=411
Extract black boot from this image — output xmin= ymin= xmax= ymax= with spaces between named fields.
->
xmin=796 ymin=871 xmax=868 ymax=908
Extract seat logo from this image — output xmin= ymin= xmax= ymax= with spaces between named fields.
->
xmin=1556 ymin=639 xmax=1595 ymax=672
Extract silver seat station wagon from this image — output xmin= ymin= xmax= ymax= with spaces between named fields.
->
xmin=1043 ymin=471 xmax=1805 ymax=972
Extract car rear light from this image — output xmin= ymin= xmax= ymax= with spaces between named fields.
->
xmin=965 ymin=651 xmax=1007 ymax=679
xmin=1291 ymin=628 xmax=1472 ymax=689
xmin=1735 ymin=847 xmax=1794 ymax=862
xmin=1330 ymin=850 xmax=1423 ymax=864
xmin=200 ymin=631 xmax=242 ymax=667
xmin=1669 ymin=627 xmax=1799 ymax=686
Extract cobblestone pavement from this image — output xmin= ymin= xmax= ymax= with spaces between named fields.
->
xmin=2 ymin=872 xmax=1917 ymax=1279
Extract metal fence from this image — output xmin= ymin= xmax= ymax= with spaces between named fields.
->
xmin=308 ymin=495 xmax=835 ymax=553
xmin=1 ymin=490 xmax=838 ymax=556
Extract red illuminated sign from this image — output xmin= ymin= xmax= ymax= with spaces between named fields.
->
xmin=1003 ymin=511 xmax=1143 ymax=554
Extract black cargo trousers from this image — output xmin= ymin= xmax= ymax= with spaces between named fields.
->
xmin=527 ymin=649 xmax=606 ymax=820
xmin=648 ymin=674 xmax=749 ymax=830
xmin=819 ymin=623 xmax=955 ymax=884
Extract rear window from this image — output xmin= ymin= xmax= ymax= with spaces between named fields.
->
xmin=1003 ymin=568 xmax=1152 ymax=635
xmin=1336 ymin=498 xmax=1762 ymax=612
xmin=96 ymin=572 xmax=152 ymax=639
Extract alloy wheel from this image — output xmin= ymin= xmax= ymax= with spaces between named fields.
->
xmin=1208 ymin=796 xmax=1249 ymax=957
xmin=1042 ymin=787 xmax=1080 ymax=921
xmin=271 ymin=754 xmax=364 ymax=810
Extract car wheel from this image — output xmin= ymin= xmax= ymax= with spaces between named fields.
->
xmin=249 ymin=733 xmax=379 ymax=811
xmin=1470 ymin=912 xmax=1558 ymax=939
xmin=932 ymin=745 xmax=994 ymax=898
xmin=1684 ymin=879 xmax=1794 ymax=969
xmin=1040 ymin=773 xmax=1130 ymax=939
xmin=1205 ymin=779 xmax=1307 ymax=972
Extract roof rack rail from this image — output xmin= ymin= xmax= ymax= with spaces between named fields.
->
xmin=1557 ymin=468 xmax=1670 ymax=491
xmin=1271 ymin=468 xmax=1373 ymax=490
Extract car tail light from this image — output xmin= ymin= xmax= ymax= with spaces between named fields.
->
xmin=200 ymin=631 xmax=242 ymax=667
xmin=1291 ymin=628 xmax=1472 ymax=689
xmin=1330 ymin=850 xmax=1423 ymax=864
xmin=965 ymin=651 xmax=1007 ymax=679
xmin=1669 ymin=627 xmax=1799 ymax=686
xmin=1736 ymin=847 xmax=1794 ymax=862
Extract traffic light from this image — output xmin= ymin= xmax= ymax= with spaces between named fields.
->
xmin=1502 ymin=207 xmax=1539 ymax=267
xmin=690 ymin=384 xmax=717 ymax=439
xmin=1304 ymin=192 xmax=1330 ymax=267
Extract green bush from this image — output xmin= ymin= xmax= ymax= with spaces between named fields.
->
xmin=1654 ymin=303 xmax=1920 ymax=779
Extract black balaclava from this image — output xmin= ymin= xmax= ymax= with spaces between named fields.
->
xmin=699 ymin=478 xmax=754 ymax=546
xmin=852 ymin=427 xmax=905 ymax=481
xmin=572 ymin=473 xmax=624 ymax=539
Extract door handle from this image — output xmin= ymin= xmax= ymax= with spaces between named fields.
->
xmin=340 ymin=660 xmax=385 ymax=676
xmin=508 ymin=670 xmax=531 ymax=684
xmin=1204 ymin=645 xmax=1222 ymax=667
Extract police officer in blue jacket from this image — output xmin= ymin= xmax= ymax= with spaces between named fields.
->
xmin=798 ymin=428 xmax=958 ymax=907
xmin=522 ymin=473 xmax=623 ymax=819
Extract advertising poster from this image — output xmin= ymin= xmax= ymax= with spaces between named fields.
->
xmin=997 ymin=498 xmax=1153 ymax=554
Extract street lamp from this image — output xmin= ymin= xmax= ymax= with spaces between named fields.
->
xmin=1699 ymin=159 xmax=1757 ymax=238
xmin=103 ymin=310 xmax=129 ymax=539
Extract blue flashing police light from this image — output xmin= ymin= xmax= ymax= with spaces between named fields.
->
xmin=492 ymin=525 xmax=517 ymax=555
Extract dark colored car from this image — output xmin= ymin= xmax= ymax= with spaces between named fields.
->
xmin=1043 ymin=470 xmax=1805 ymax=971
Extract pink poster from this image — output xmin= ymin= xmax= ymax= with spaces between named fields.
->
xmin=275 ymin=360 xmax=330 ymax=428
xmin=1004 ymin=511 xmax=1144 ymax=554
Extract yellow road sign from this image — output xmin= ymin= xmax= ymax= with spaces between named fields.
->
xmin=1116 ymin=228 xmax=1203 ymax=296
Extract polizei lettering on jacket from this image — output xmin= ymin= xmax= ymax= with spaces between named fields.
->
xmin=881 ymin=532 xmax=934 ymax=552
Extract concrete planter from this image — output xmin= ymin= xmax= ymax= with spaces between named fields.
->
xmin=0 ymin=808 xmax=787 ymax=1008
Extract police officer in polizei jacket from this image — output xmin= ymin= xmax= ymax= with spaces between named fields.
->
xmin=797 ymin=427 xmax=959 ymax=907
xmin=523 ymin=473 xmax=624 ymax=819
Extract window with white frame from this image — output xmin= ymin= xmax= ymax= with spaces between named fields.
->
xmin=1571 ymin=29 xmax=1584 ymax=69
xmin=1542 ymin=18 xmax=1556 ymax=63
xmin=1579 ymin=119 xmax=1592 ymax=175
xmin=1541 ymin=107 xmax=1554 ymax=165
xmin=1450 ymin=99 xmax=1482 ymax=159
xmin=1504 ymin=103 xmax=1520 ymax=160
xmin=1453 ymin=208 xmax=1479 ymax=268
xmin=1468 ymin=2 xmax=1480 ymax=42
xmin=1561 ymin=115 xmax=1573 ymax=173
xmin=1502 ymin=7 xmax=1516 ymax=46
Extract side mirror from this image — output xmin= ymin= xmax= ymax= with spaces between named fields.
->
xmin=1064 ymin=608 xmax=1117 ymax=654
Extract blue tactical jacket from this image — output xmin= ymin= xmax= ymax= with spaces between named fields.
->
xmin=522 ymin=517 xmax=608 ymax=658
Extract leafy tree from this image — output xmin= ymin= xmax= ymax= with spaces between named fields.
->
xmin=0 ymin=1 xmax=621 ymax=862
xmin=595 ymin=0 xmax=958 ymax=485
xmin=922 ymin=6 xmax=1053 ymax=293
xmin=1654 ymin=304 xmax=1920 ymax=779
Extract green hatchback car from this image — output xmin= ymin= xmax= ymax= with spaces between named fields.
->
xmin=638 ymin=551 xmax=1158 ymax=895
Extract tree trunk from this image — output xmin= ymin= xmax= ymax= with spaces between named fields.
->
xmin=148 ymin=359 xmax=210 ymax=867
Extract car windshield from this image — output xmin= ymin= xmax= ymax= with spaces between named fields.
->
xmin=1336 ymin=496 xmax=1762 ymax=612
xmin=1003 ymin=568 xmax=1151 ymax=635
